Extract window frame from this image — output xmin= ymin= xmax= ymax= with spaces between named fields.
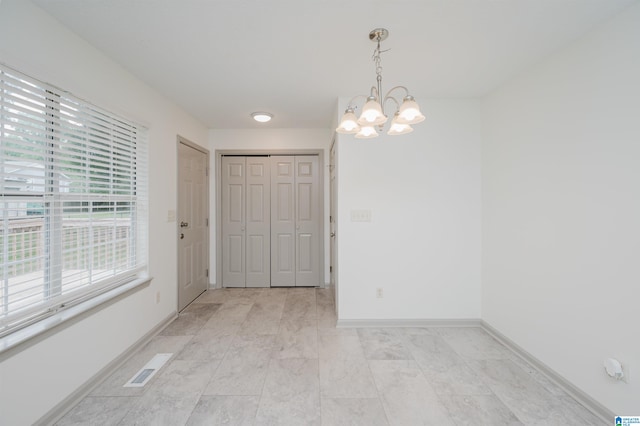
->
xmin=0 ymin=63 xmax=150 ymax=350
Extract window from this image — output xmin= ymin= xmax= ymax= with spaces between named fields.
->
xmin=0 ymin=64 xmax=148 ymax=338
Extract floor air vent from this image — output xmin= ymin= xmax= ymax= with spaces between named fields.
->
xmin=123 ymin=353 xmax=173 ymax=387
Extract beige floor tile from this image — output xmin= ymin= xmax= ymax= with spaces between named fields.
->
xmin=369 ymin=360 xmax=454 ymax=426
xmin=255 ymin=358 xmax=321 ymax=425
xmin=185 ymin=396 xmax=259 ymax=426
xmin=320 ymin=398 xmax=389 ymax=426
xmin=56 ymin=288 xmax=604 ymax=426
xmin=204 ymin=334 xmax=275 ymax=395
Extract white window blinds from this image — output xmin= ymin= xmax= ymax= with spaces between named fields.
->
xmin=0 ymin=64 xmax=148 ymax=337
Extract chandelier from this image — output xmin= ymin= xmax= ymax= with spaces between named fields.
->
xmin=336 ymin=28 xmax=425 ymax=138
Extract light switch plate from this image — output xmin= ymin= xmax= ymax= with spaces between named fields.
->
xmin=167 ymin=210 xmax=176 ymax=222
xmin=350 ymin=209 xmax=372 ymax=222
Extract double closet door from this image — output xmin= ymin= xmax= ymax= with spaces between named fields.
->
xmin=221 ymin=155 xmax=320 ymax=287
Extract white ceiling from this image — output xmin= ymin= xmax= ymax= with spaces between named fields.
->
xmin=33 ymin=0 xmax=638 ymax=129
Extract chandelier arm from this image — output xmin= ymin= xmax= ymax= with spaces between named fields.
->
xmin=346 ymin=94 xmax=369 ymax=109
xmin=382 ymin=87 xmax=411 ymax=115
xmin=382 ymin=95 xmax=400 ymax=113
xmin=383 ymin=85 xmax=410 ymax=100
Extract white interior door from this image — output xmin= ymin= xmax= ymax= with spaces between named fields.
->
xmin=221 ymin=157 xmax=246 ymax=287
xmin=246 ymin=157 xmax=271 ymax=287
xmin=178 ymin=141 xmax=209 ymax=311
xmin=270 ymin=156 xmax=295 ymax=286
xmin=295 ymin=155 xmax=320 ymax=286
xmin=222 ymin=156 xmax=270 ymax=287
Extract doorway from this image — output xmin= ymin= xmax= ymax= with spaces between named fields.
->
xmin=217 ymin=151 xmax=324 ymax=288
xmin=177 ymin=137 xmax=210 ymax=311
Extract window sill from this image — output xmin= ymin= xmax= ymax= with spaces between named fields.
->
xmin=0 ymin=275 xmax=153 ymax=359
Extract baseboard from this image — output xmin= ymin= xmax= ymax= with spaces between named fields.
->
xmin=35 ymin=312 xmax=178 ymax=426
xmin=480 ymin=320 xmax=613 ymax=424
xmin=336 ymin=318 xmax=482 ymax=328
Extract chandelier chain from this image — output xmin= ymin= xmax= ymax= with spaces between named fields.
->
xmin=372 ymin=36 xmax=390 ymax=102
xmin=373 ymin=45 xmax=383 ymax=79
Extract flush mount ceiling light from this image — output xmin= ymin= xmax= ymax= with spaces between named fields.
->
xmin=336 ymin=28 xmax=425 ymax=138
xmin=251 ymin=112 xmax=273 ymax=123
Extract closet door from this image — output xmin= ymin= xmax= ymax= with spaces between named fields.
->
xmin=221 ymin=157 xmax=246 ymax=287
xmin=295 ymin=156 xmax=320 ymax=286
xmin=222 ymin=154 xmax=320 ymax=288
xmin=245 ymin=157 xmax=270 ymax=287
xmin=270 ymin=156 xmax=296 ymax=286
xmin=270 ymin=155 xmax=320 ymax=287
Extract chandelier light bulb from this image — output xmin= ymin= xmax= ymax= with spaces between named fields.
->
xmin=336 ymin=108 xmax=361 ymax=134
xmin=387 ymin=112 xmax=414 ymax=135
xmin=396 ymin=96 xmax=425 ymax=125
xmin=357 ymin=96 xmax=387 ymax=126
xmin=355 ymin=126 xmax=379 ymax=139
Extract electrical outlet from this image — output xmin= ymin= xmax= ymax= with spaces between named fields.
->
xmin=376 ymin=288 xmax=383 ymax=298
xmin=604 ymin=358 xmax=629 ymax=383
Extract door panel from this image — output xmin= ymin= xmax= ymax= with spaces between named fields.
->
xmin=246 ymin=157 xmax=270 ymax=287
xmin=297 ymin=183 xmax=313 ymax=220
xmin=228 ymin=235 xmax=243 ymax=272
xmin=249 ymin=185 xmax=264 ymax=221
xmin=276 ymin=183 xmax=293 ymax=220
xmin=180 ymin=245 xmax=193 ymax=291
xmin=247 ymin=235 xmax=264 ymax=271
xmin=178 ymin=142 xmax=209 ymax=311
xmin=277 ymin=234 xmax=293 ymax=272
xmin=297 ymin=233 xmax=313 ymax=271
xmin=271 ymin=156 xmax=295 ymax=286
xmin=222 ymin=157 xmax=246 ymax=287
xmin=228 ymin=184 xmax=243 ymax=222
xmin=295 ymin=156 xmax=320 ymax=286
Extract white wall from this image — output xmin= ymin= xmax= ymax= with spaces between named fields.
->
xmin=482 ymin=3 xmax=640 ymax=414
xmin=0 ymin=1 xmax=208 ymax=424
xmin=209 ymin=128 xmax=332 ymax=286
xmin=336 ymin=99 xmax=482 ymax=320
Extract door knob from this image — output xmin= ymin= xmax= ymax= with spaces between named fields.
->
xmin=180 ymin=221 xmax=189 ymax=228
xmin=330 ymin=232 xmax=336 ymax=237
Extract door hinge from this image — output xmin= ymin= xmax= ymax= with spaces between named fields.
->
xmin=206 ymin=269 xmax=209 ymax=277
xmin=206 ymin=218 xmax=209 ymax=226
xmin=330 ymin=215 xmax=333 ymax=223
xmin=206 ymin=167 xmax=209 ymax=177
xmin=330 ymin=266 xmax=333 ymax=273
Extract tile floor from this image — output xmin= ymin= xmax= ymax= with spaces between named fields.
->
xmin=56 ymin=288 xmax=604 ymax=425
